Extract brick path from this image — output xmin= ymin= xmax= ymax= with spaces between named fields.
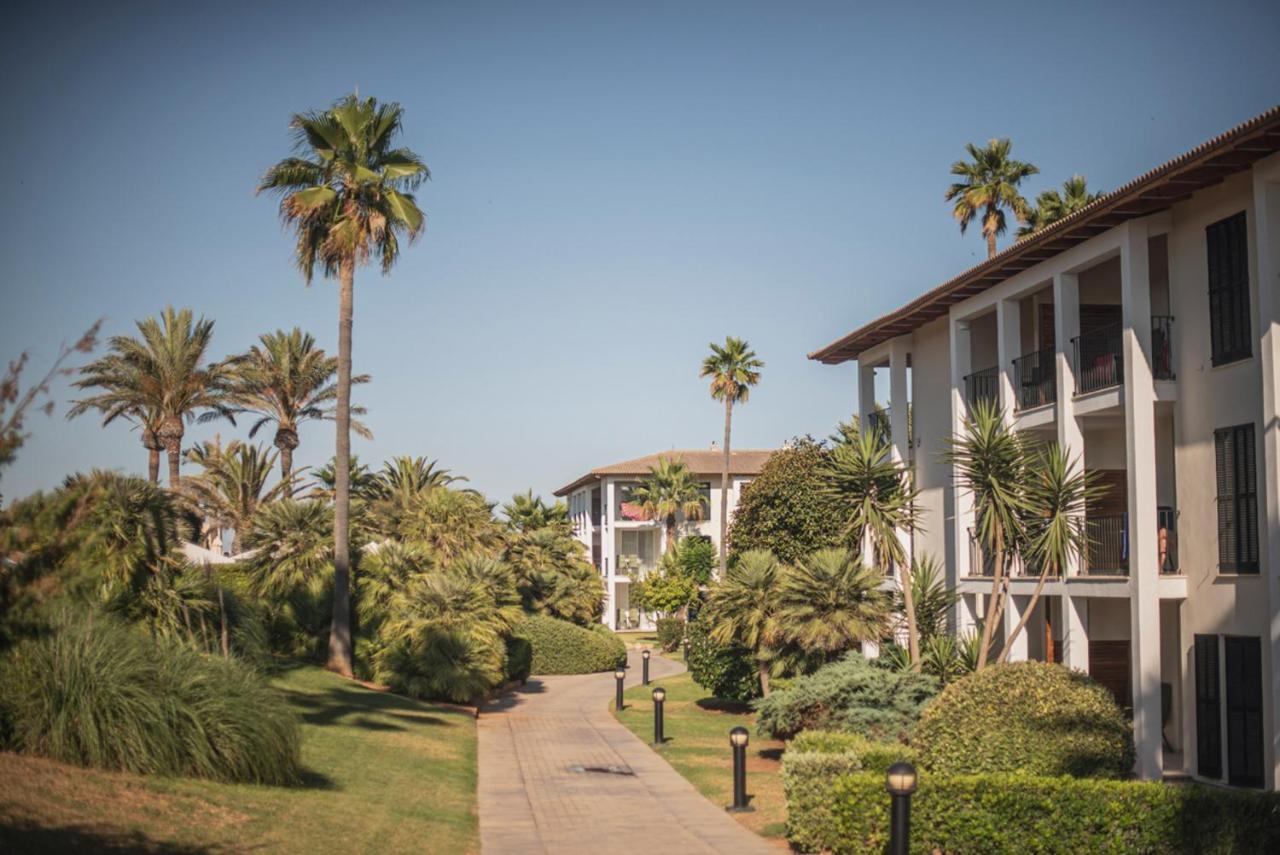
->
xmin=476 ymin=649 xmax=779 ymax=854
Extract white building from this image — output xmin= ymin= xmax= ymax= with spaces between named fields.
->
xmin=554 ymin=448 xmax=772 ymax=630
xmin=810 ymin=106 xmax=1280 ymax=789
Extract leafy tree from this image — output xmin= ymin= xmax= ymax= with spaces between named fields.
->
xmin=632 ymin=562 xmax=700 ymax=618
xmin=775 ymin=548 xmax=890 ymax=659
xmin=707 ymin=549 xmax=782 ymax=695
xmin=259 ymin=93 xmax=430 ymax=677
xmin=700 ymin=337 xmax=763 ymax=578
xmin=629 ymin=457 xmax=706 ymax=554
xmin=728 ymin=438 xmax=845 ymax=564
xmin=673 ymin=535 xmax=716 ymax=585
xmin=945 ymin=139 xmax=1038 ymax=258
xmin=223 ymin=328 xmax=371 ymax=481
xmin=1018 ymin=175 xmax=1101 ymax=237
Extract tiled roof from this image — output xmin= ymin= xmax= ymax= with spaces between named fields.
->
xmin=809 ymin=104 xmax=1280 ymax=364
xmin=553 ymin=449 xmax=774 ymax=496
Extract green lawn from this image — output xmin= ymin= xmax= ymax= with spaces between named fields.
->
xmin=0 ymin=664 xmax=478 ymax=854
xmin=612 ymin=629 xmax=659 ymax=646
xmin=614 ymin=672 xmax=787 ymax=840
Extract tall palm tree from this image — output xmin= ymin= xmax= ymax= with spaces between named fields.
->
xmin=68 ymin=360 xmax=166 ymax=483
xmin=1018 ymin=175 xmax=1102 ymax=237
xmin=945 ymin=139 xmax=1038 ymax=258
xmin=775 ymin=547 xmax=890 ymax=659
xmin=701 ymin=337 xmax=764 ymax=579
xmin=629 ymin=457 xmax=707 ymax=554
xmin=259 ymin=93 xmax=429 ymax=678
xmin=223 ymin=328 xmax=372 ymax=481
xmin=183 ymin=439 xmax=294 ymax=551
xmin=823 ymin=427 xmax=922 ymax=669
xmin=708 ymin=549 xmax=782 ymax=696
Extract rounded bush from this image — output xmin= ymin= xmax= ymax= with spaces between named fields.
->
xmin=655 ymin=617 xmax=684 ymax=652
xmin=685 ymin=614 xmax=760 ymax=701
xmin=505 ymin=635 xmax=533 ymax=684
xmin=515 ymin=615 xmax=626 ymax=675
xmin=914 ymin=661 xmax=1135 ymax=778
xmin=0 ymin=617 xmax=300 ymax=784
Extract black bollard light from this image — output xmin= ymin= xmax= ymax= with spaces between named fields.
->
xmin=652 ymin=687 xmax=666 ymax=744
xmin=885 ymin=762 xmax=917 ymax=855
xmin=614 ymin=667 xmax=626 ymax=711
xmin=642 ymin=648 xmax=651 ymax=685
xmin=682 ymin=636 xmax=690 ymax=661
xmin=727 ymin=726 xmax=752 ymax=812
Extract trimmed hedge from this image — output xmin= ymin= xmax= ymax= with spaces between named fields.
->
xmin=915 ymin=660 xmax=1134 ymax=778
xmin=515 ymin=615 xmax=626 ymax=675
xmin=685 ymin=614 xmax=760 ymax=701
xmin=786 ymin=769 xmax=1280 ymax=854
xmin=788 ymin=730 xmax=915 ymax=774
xmin=655 ymin=617 xmax=684 ymax=653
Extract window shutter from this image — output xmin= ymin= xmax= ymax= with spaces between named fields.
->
xmin=1206 ymin=212 xmax=1251 ymax=365
xmin=1215 ymin=428 xmax=1237 ymax=570
xmin=1225 ymin=636 xmax=1264 ymax=787
xmin=1195 ymin=634 xmax=1222 ymax=779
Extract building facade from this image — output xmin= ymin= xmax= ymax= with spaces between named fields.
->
xmin=554 ymin=448 xmax=772 ymax=630
xmin=811 ymin=107 xmax=1280 ymax=788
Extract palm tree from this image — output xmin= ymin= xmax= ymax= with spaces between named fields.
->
xmin=944 ymin=399 xmax=1031 ymax=670
xmin=68 ymin=361 xmax=166 ymax=483
xmin=259 ymin=93 xmax=429 ymax=678
xmin=1018 ymin=175 xmax=1102 ymax=237
xmin=373 ymin=456 xmax=465 ymax=501
xmin=183 ymin=439 xmax=294 ymax=551
xmin=701 ymin=337 xmax=764 ymax=579
xmin=708 ymin=549 xmax=782 ymax=695
xmin=223 ymin=328 xmax=372 ymax=481
xmin=629 ymin=457 xmax=707 ymax=554
xmin=945 ymin=139 xmax=1038 ymax=258
xmin=823 ymin=427 xmax=922 ymax=669
xmin=775 ymin=547 xmax=890 ymax=658
xmin=242 ymin=499 xmax=334 ymax=600
xmin=308 ymin=454 xmax=379 ymax=502
xmin=502 ymin=490 xmax=571 ymax=533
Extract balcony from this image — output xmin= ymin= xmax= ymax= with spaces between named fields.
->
xmin=866 ymin=408 xmax=891 ymax=439
xmin=1012 ymin=348 xmax=1056 ymax=411
xmin=963 ymin=366 xmax=999 ymax=410
xmin=967 ymin=509 xmax=1177 ymax=578
xmin=1072 ymin=323 xmax=1123 ymax=395
xmin=1152 ymin=316 xmax=1175 ymax=380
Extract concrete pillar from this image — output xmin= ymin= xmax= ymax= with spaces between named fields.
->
xmin=1252 ymin=162 xmax=1280 ymax=790
xmin=997 ymin=298 xmax=1022 ymax=418
xmin=1061 ymin=594 xmax=1090 ymax=673
xmin=889 ymin=337 xmax=910 ymax=464
xmin=950 ymin=316 xmax=974 ymax=586
xmin=1003 ymin=594 xmax=1029 ymax=662
xmin=858 ymin=361 xmax=877 ymax=423
xmin=603 ymin=480 xmax=617 ymax=629
xmin=1054 ymin=272 xmax=1086 ymax=580
xmin=1121 ymin=219 xmax=1164 ymax=781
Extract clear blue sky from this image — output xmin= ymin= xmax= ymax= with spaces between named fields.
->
xmin=2 ymin=1 xmax=1277 ymax=505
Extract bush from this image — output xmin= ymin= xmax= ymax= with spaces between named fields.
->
xmin=754 ymin=652 xmax=937 ymax=740
xmin=727 ymin=439 xmax=846 ymax=564
xmin=673 ymin=536 xmax=716 ymax=585
xmin=788 ymin=730 xmax=914 ymax=775
xmin=655 ymin=617 xmax=684 ymax=652
xmin=504 ymin=635 xmax=533 ymax=684
xmin=685 ymin=614 xmax=759 ymax=701
xmin=515 ymin=615 xmax=626 ymax=675
xmin=0 ymin=617 xmax=300 ymax=784
xmin=914 ymin=661 xmax=1134 ymax=778
xmin=786 ymin=769 xmax=1280 ymax=854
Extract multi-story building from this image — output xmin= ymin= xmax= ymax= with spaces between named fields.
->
xmin=810 ymin=106 xmax=1280 ymax=788
xmin=554 ymin=448 xmax=772 ymax=630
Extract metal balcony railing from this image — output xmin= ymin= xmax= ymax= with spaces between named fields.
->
xmin=1012 ymin=348 xmax=1056 ymax=411
xmin=866 ymin=408 xmax=891 ymax=439
xmin=1084 ymin=513 xmax=1128 ymax=575
xmin=962 ymin=366 xmax=999 ymax=411
xmin=1152 ymin=316 xmax=1175 ymax=381
xmin=1073 ymin=323 xmax=1124 ymax=394
xmin=1158 ymin=506 xmax=1178 ymax=573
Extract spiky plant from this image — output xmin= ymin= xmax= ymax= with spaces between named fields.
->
xmin=707 ymin=549 xmax=782 ymax=695
xmin=775 ymin=548 xmax=891 ymax=658
xmin=945 ymin=139 xmax=1038 ymax=258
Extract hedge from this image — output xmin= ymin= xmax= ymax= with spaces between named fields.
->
xmin=685 ymin=614 xmax=760 ymax=701
xmin=515 ymin=615 xmax=626 ymax=675
xmin=656 ymin=617 xmax=684 ymax=652
xmin=784 ymin=769 xmax=1280 ymax=854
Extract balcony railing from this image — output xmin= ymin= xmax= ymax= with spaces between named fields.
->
xmin=1084 ymin=513 xmax=1128 ymax=575
xmin=866 ymin=408 xmax=891 ymax=439
xmin=1012 ymin=348 xmax=1056 ymax=411
xmin=966 ymin=529 xmax=1041 ymax=578
xmin=1152 ymin=316 xmax=1175 ymax=381
xmin=1073 ymin=323 xmax=1124 ymax=395
xmin=1158 ymin=506 xmax=1178 ymax=573
xmin=963 ymin=366 xmax=999 ymax=410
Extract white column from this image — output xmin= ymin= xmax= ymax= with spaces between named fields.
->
xmin=1061 ymin=593 xmax=1090 ymax=673
xmin=950 ymin=316 xmax=974 ymax=587
xmin=1053 ymin=271 xmax=1090 ymax=664
xmin=858 ymin=361 xmax=877 ymax=423
xmin=1121 ymin=219 xmax=1163 ymax=781
xmin=1252 ymin=163 xmax=1280 ymax=790
xmin=1003 ymin=594 xmax=1029 ymax=662
xmin=997 ymin=298 xmax=1022 ymax=418
xmin=889 ymin=337 xmax=910 ymax=464
xmin=603 ymin=480 xmax=617 ymax=629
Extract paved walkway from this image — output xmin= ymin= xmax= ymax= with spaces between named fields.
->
xmin=477 ymin=650 xmax=779 ymax=854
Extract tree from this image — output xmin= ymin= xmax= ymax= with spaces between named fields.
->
xmin=894 ymin=554 xmax=957 ymax=644
xmin=223 ymin=328 xmax=371 ymax=481
xmin=502 ymin=490 xmax=571 ymax=533
xmin=629 ymin=457 xmax=707 ymax=554
xmin=183 ymin=439 xmax=294 ymax=550
xmin=503 ymin=527 xmax=601 ymax=624
xmin=945 ymin=139 xmax=1038 ymax=258
xmin=823 ymin=427 xmax=922 ymax=670
xmin=700 ymin=337 xmax=764 ymax=579
xmin=775 ymin=548 xmax=890 ymax=659
xmin=308 ymin=454 xmax=379 ymax=502
xmin=259 ymin=93 xmax=429 ymax=677
xmin=727 ymin=438 xmax=845 ymax=564
xmin=707 ymin=549 xmax=782 ymax=696
xmin=1018 ymin=175 xmax=1101 ymax=237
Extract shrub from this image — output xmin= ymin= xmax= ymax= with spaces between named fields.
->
xmin=727 ymin=439 xmax=846 ymax=564
xmin=786 ymin=769 xmax=1280 ymax=854
xmin=788 ymin=730 xmax=915 ymax=774
xmin=655 ymin=617 xmax=684 ymax=652
xmin=673 ymin=536 xmax=716 ymax=585
xmin=515 ymin=615 xmax=626 ymax=675
xmin=0 ymin=617 xmax=300 ymax=784
xmin=685 ymin=614 xmax=759 ymax=701
xmin=754 ymin=652 xmax=937 ymax=740
xmin=914 ymin=660 xmax=1134 ymax=778
xmin=504 ymin=635 xmax=533 ymax=684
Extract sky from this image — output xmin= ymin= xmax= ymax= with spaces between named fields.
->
xmin=1 ymin=0 xmax=1278 ymax=506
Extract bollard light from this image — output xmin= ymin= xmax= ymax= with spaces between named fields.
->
xmin=642 ymin=648 xmax=651 ymax=685
xmin=682 ymin=636 xmax=690 ymax=660
xmin=615 ymin=668 xmax=626 ymax=711
xmin=728 ymin=726 xmax=751 ymax=812
xmin=652 ymin=687 xmax=666 ymax=744
xmin=885 ymin=761 xmax=917 ymax=855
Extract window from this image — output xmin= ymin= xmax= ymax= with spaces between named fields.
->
xmin=1215 ymin=424 xmax=1258 ymax=573
xmin=1194 ymin=634 xmax=1222 ymax=779
xmin=1206 ymin=211 xmax=1251 ymax=366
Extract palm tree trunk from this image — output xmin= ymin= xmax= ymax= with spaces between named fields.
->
xmin=218 ymin=585 xmax=230 ymax=659
xmin=997 ymin=560 xmax=1056 ymax=664
xmin=665 ymin=516 xmax=678 ymax=555
xmin=327 ymin=256 xmax=356 ymax=678
xmin=975 ymin=529 xmax=1005 ymax=671
xmin=757 ymin=658 xmax=771 ymax=697
xmin=166 ymin=444 xmax=181 ymax=488
xmin=148 ymin=448 xmax=161 ymax=483
xmin=899 ymin=558 xmax=921 ymax=671
xmin=280 ymin=446 xmax=293 ymax=482
xmin=719 ymin=398 xmax=732 ymax=580
xmin=986 ymin=230 xmax=997 ymax=259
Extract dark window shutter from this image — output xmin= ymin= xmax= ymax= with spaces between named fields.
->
xmin=1215 ymin=424 xmax=1258 ymax=573
xmin=1206 ymin=212 xmax=1251 ymax=365
xmin=1225 ymin=636 xmax=1264 ymax=787
xmin=1195 ymin=634 xmax=1222 ymax=779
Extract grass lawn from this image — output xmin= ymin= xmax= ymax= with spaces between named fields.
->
xmin=0 ymin=664 xmax=478 ymax=854
xmin=614 ymin=671 xmax=786 ymax=840
xmin=613 ymin=629 xmax=659 ymax=647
